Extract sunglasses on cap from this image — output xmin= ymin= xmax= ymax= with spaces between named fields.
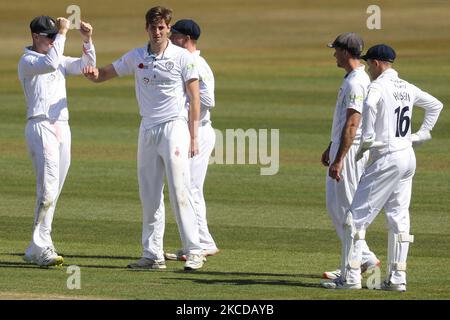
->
xmin=37 ymin=32 xmax=57 ymax=40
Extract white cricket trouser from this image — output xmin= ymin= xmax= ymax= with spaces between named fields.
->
xmin=350 ymin=147 xmax=416 ymax=283
xmin=25 ymin=119 xmax=71 ymax=259
xmin=138 ymin=119 xmax=202 ymax=260
xmin=190 ymin=122 xmax=217 ymax=251
xmin=326 ymin=142 xmax=377 ymax=264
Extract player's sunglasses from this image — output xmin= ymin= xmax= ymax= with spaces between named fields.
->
xmin=37 ymin=32 xmax=57 ymax=40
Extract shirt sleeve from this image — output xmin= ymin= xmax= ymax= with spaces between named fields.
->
xmin=19 ymin=34 xmax=65 ymax=76
xmin=346 ymin=81 xmax=365 ymax=113
xmin=412 ymin=85 xmax=443 ymax=132
xmin=198 ymin=57 xmax=215 ymax=108
xmin=361 ymin=83 xmax=382 ymax=141
xmin=63 ymin=41 xmax=97 ymax=75
xmin=112 ymin=49 xmax=136 ymax=77
xmin=181 ymin=51 xmax=199 ymax=83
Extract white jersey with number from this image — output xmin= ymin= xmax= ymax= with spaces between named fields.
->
xmin=112 ymin=41 xmax=199 ymax=128
xmin=18 ymin=34 xmax=96 ymax=121
xmin=362 ymin=68 xmax=443 ymax=153
xmin=330 ymin=65 xmax=370 ymax=144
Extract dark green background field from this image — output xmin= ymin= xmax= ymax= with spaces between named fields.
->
xmin=1 ymin=0 xmax=449 ymax=299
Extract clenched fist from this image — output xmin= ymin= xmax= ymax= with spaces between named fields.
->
xmin=79 ymin=21 xmax=93 ymax=42
xmin=56 ymin=17 xmax=70 ymax=35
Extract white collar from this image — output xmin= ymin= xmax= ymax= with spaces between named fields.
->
xmin=24 ymin=46 xmax=44 ymax=56
xmin=145 ymin=40 xmax=176 ymax=59
xmin=379 ymin=68 xmax=398 ymax=78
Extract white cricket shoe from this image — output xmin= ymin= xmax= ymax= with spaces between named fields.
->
xmin=37 ymin=247 xmax=64 ymax=267
xmin=184 ymin=254 xmax=204 ymax=271
xmin=164 ymin=250 xmax=186 ymax=261
xmin=321 ymin=278 xmax=362 ymax=290
xmin=322 ymin=268 xmax=341 ymax=280
xmin=323 ymin=258 xmax=380 ymax=279
xmin=127 ymin=257 xmax=166 ymax=270
xmin=165 ymin=249 xmax=215 ymax=261
xmin=203 ymin=248 xmax=220 ymax=256
xmin=380 ymin=281 xmax=406 ymax=292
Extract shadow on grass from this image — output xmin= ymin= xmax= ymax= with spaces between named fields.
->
xmin=164 ymin=276 xmax=322 ymax=288
xmin=171 ymin=270 xmax=322 ymax=279
xmin=0 ymin=260 xmax=128 ymax=270
xmin=6 ymin=252 xmax=139 ymax=261
xmin=2 ymin=253 xmax=136 ymax=270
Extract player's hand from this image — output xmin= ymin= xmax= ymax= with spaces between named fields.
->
xmin=355 ymin=146 xmax=367 ymax=162
xmin=329 ymin=161 xmax=342 ymax=182
xmin=411 ymin=129 xmax=431 ymax=147
xmin=321 ymin=146 xmax=330 ymax=167
xmin=56 ymin=17 xmax=70 ymax=35
xmin=189 ymin=138 xmax=199 ymax=158
xmin=355 ymin=137 xmax=374 ymax=161
xmin=83 ymin=66 xmax=99 ymax=81
xmin=79 ymin=21 xmax=93 ymax=42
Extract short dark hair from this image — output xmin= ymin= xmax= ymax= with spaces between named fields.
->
xmin=145 ymin=6 xmax=172 ymax=28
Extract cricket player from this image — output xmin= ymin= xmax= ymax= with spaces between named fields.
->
xmin=83 ymin=6 xmax=205 ymax=270
xmin=323 ymin=44 xmax=443 ymax=291
xmin=18 ymin=16 xmax=96 ymax=266
xmin=321 ymin=33 xmax=379 ymax=280
xmin=164 ymin=19 xmax=219 ymax=262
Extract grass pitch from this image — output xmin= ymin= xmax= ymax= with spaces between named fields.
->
xmin=0 ymin=0 xmax=449 ymax=300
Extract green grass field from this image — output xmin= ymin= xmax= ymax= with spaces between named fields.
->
xmin=1 ymin=0 xmax=449 ymax=300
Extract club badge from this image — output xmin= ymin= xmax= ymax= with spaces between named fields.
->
xmin=165 ymin=61 xmax=174 ymax=71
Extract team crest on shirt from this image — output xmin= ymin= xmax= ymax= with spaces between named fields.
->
xmin=143 ymin=77 xmax=150 ymax=85
xmin=165 ymin=61 xmax=174 ymax=71
xmin=47 ymin=73 xmax=56 ymax=82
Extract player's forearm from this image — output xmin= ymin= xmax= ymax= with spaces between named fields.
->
xmin=361 ymin=103 xmax=376 ymax=141
xmin=81 ymin=41 xmax=96 ymax=68
xmin=335 ymin=125 xmax=357 ymax=162
xmin=421 ymin=101 xmax=443 ymax=132
xmin=189 ymin=97 xmax=200 ymax=139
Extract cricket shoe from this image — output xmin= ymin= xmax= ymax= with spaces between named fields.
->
xmin=184 ymin=254 xmax=205 ymax=271
xmin=127 ymin=257 xmax=166 ymax=270
xmin=379 ymin=281 xmax=406 ymax=292
xmin=23 ymin=253 xmax=37 ymax=264
xmin=321 ymin=278 xmax=362 ymax=290
xmin=203 ymin=248 xmax=220 ymax=256
xmin=164 ymin=250 xmax=187 ymax=261
xmin=37 ymin=247 xmax=64 ymax=267
xmin=165 ymin=249 xmax=213 ymax=261
xmin=322 ymin=268 xmax=341 ymax=280
xmin=361 ymin=258 xmax=381 ymax=274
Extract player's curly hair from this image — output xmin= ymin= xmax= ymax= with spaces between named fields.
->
xmin=145 ymin=6 xmax=172 ymax=28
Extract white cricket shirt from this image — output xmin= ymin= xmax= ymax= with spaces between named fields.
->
xmin=330 ymin=65 xmax=370 ymax=144
xmin=112 ymin=41 xmax=199 ymax=128
xmin=192 ymin=50 xmax=215 ymax=123
xmin=18 ymin=34 xmax=96 ymax=121
xmin=362 ymin=68 xmax=443 ymax=153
